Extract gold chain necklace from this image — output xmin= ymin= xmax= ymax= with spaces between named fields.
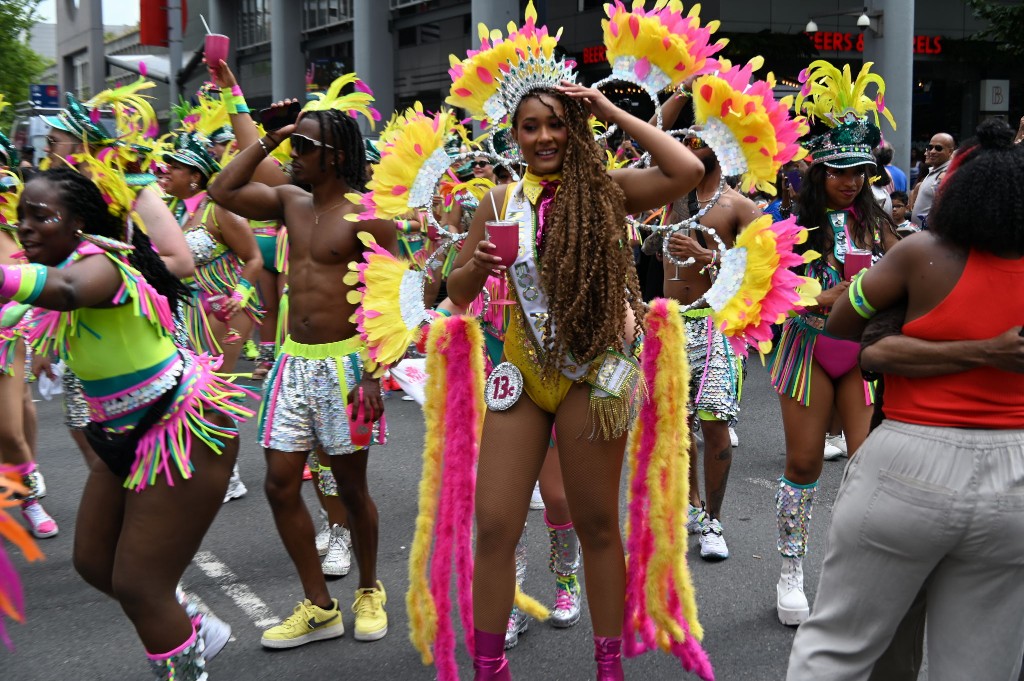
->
xmin=312 ymin=198 xmax=348 ymax=225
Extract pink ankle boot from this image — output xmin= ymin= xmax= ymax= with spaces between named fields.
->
xmin=594 ymin=636 xmax=625 ymax=681
xmin=473 ymin=629 xmax=512 ymax=681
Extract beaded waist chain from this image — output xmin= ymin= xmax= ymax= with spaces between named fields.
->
xmin=84 ymin=355 xmax=185 ymax=423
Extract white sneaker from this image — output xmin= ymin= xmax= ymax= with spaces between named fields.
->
xmin=315 ymin=513 xmax=331 ymax=556
xmin=21 ymin=500 xmax=58 ymax=538
xmin=322 ymin=524 xmax=352 ymax=577
xmin=699 ymin=517 xmax=729 ymax=561
xmin=222 ymin=476 xmax=247 ymax=503
xmin=685 ymin=504 xmax=707 ymax=535
xmin=729 ymin=426 xmax=739 ymax=448
xmin=530 ymin=482 xmax=545 ymax=510
xmin=777 ymin=557 xmax=810 ymax=626
xmin=197 ymin=610 xmax=232 ymax=661
xmin=823 ymin=433 xmax=848 ymax=461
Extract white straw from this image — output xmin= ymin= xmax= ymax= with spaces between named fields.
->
xmin=489 ymin=186 xmax=500 ymax=219
xmin=200 ymin=14 xmax=212 ymax=35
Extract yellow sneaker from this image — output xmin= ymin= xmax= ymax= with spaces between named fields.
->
xmin=352 ymin=581 xmax=388 ymax=641
xmin=260 ymin=599 xmax=344 ymax=649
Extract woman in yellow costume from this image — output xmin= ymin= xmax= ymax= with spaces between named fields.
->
xmin=350 ymin=5 xmax=815 ymax=680
xmin=445 ymin=4 xmax=709 ymax=679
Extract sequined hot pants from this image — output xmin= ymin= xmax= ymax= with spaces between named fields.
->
xmin=258 ymin=336 xmax=386 ymax=456
xmin=684 ymin=309 xmax=740 ymax=422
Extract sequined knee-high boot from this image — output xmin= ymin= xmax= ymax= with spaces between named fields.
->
xmin=775 ymin=476 xmax=817 ymax=626
xmin=545 ymin=510 xmax=581 ymax=628
xmin=147 ymin=627 xmax=208 ymax=681
xmin=505 ymin=523 xmax=529 ymax=649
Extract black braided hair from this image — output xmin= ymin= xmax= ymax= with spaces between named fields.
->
xmin=304 ymin=109 xmax=368 ymax=191
xmin=796 ymin=163 xmax=894 ymax=256
xmin=34 ymin=168 xmax=189 ymax=311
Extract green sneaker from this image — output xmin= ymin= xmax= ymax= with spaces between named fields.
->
xmin=244 ymin=339 xmax=259 ymax=360
xmin=260 ymin=599 xmax=344 ymax=649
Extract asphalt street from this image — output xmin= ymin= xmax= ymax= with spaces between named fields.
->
xmin=3 ymin=362 xmax=857 ymax=680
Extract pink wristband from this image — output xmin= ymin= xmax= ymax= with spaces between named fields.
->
xmin=231 ymin=85 xmax=243 ymax=97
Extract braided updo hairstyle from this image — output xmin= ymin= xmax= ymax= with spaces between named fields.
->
xmin=36 ymin=168 xmax=189 ymax=311
xmin=514 ymin=90 xmax=645 ymax=376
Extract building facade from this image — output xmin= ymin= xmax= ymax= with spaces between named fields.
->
xmin=54 ymin=0 xmax=1016 ymax=172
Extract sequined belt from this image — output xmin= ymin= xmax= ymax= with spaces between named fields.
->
xmin=252 ymin=226 xmax=278 ymax=237
xmin=84 ymin=355 xmax=185 ymax=422
xmin=797 ymin=313 xmax=828 ymax=332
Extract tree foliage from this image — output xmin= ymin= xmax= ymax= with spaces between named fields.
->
xmin=967 ymin=0 xmax=1024 ymax=56
xmin=0 ymin=0 xmax=48 ymax=130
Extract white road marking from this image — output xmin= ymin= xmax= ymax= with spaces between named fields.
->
xmin=744 ymin=477 xmax=777 ymax=491
xmin=193 ymin=551 xmax=279 ymax=628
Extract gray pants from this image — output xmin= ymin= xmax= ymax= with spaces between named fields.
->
xmin=787 ymin=420 xmax=1024 ymax=681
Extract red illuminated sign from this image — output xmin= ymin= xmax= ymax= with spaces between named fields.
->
xmin=582 ymin=45 xmax=607 ymax=65
xmin=807 ymin=32 xmax=943 ymax=55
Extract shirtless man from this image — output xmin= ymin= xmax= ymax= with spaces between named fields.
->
xmin=657 ymin=92 xmax=762 ymax=561
xmin=209 ymin=105 xmax=396 ymax=648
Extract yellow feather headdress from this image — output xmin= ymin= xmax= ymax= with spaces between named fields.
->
xmin=795 ymin=60 xmax=894 ymax=167
xmin=601 ymin=0 xmax=727 ymax=98
xmin=691 ymin=58 xmax=809 ymax=194
xmin=347 ymin=103 xmax=459 ymax=221
xmin=446 ymin=0 xmax=569 ymax=123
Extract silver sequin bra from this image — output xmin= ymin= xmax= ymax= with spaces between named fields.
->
xmin=184 ymin=226 xmax=224 ymax=266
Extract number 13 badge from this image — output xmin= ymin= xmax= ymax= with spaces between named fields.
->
xmin=485 ymin=362 xmax=524 ymax=411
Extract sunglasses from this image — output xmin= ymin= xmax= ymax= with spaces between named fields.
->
xmin=683 ymin=136 xmax=707 ymax=150
xmin=471 ymin=160 xmax=492 ymax=168
xmin=290 ymin=133 xmax=334 ymax=155
xmin=925 ymin=144 xmax=947 ymax=152
xmin=46 ymin=136 xmax=74 ymax=148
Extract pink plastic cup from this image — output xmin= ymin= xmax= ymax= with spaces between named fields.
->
xmin=486 ymin=220 xmax=519 ymax=265
xmin=205 ymin=34 xmax=230 ymax=68
xmin=845 ymin=249 xmax=872 ymax=281
xmin=202 ymin=293 xmax=233 ymax=323
xmin=347 ymin=388 xmax=373 ymax=448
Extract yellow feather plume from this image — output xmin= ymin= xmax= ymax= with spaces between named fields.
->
xmin=303 ymin=73 xmax=381 ymax=129
xmin=795 ymin=60 xmax=896 ymax=130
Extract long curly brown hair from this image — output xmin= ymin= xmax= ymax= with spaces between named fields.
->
xmin=514 ymin=90 xmax=646 ymax=377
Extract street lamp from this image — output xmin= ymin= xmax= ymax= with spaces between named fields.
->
xmin=805 ymin=6 xmax=883 ymax=37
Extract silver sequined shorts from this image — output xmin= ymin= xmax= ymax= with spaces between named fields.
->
xmin=684 ymin=310 xmax=741 ymax=422
xmin=258 ymin=336 xmax=386 ymax=456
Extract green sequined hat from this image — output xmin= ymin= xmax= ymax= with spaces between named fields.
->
xmin=804 ymin=115 xmax=881 ymax=169
xmin=163 ymin=131 xmax=221 ymax=178
xmin=0 ymin=131 xmax=19 ymax=167
xmin=42 ymin=92 xmax=117 ymax=146
xmin=209 ymin=125 xmax=235 ymax=144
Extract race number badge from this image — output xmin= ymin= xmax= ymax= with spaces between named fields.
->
xmin=485 ymin=362 xmax=523 ymax=411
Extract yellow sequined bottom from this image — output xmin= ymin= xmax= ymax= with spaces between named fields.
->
xmin=503 ymin=308 xmax=572 ymax=414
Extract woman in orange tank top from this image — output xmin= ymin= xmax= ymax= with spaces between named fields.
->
xmin=786 ymin=119 xmax=1024 ymax=680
